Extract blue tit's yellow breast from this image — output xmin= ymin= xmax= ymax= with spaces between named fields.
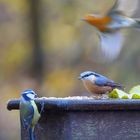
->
xmin=31 ymin=101 xmax=40 ymax=127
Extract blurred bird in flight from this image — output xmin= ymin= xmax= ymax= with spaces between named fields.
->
xmin=82 ymin=0 xmax=140 ymax=60
xmin=79 ymin=71 xmax=123 ymax=97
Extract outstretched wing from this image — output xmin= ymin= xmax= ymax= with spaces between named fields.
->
xmin=99 ymin=30 xmax=123 ymax=60
xmin=107 ymin=0 xmax=138 ymax=16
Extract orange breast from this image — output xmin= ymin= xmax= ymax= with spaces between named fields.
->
xmin=83 ymin=80 xmax=112 ymax=94
xmin=86 ymin=16 xmax=112 ymax=32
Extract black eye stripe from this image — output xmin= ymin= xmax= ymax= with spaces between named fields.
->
xmin=94 ymin=74 xmax=100 ymax=77
xmin=82 ymin=73 xmax=94 ymax=78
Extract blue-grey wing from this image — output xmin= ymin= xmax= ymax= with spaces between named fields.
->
xmin=20 ymin=102 xmax=34 ymax=129
xmin=95 ymin=77 xmax=123 ymax=89
xmin=95 ymin=77 xmax=112 ymax=86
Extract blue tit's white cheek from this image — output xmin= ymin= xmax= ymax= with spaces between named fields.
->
xmin=27 ymin=94 xmax=35 ymax=99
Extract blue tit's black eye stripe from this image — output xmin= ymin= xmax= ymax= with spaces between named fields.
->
xmin=22 ymin=89 xmax=36 ymax=95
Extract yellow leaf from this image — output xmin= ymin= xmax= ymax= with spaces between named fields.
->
xmin=131 ymin=94 xmax=140 ymax=99
xmin=129 ymin=85 xmax=140 ymax=94
xmin=109 ymin=89 xmax=129 ymax=99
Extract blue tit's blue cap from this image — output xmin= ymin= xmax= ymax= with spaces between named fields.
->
xmin=21 ymin=89 xmax=36 ymax=96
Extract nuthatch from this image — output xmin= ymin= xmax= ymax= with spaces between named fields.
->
xmin=79 ymin=71 xmax=123 ymax=96
xmin=20 ymin=89 xmax=40 ymax=140
xmin=82 ymin=0 xmax=140 ymax=60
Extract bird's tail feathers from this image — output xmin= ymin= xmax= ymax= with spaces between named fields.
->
xmin=110 ymin=82 xmax=124 ymax=90
xmin=29 ymin=127 xmax=35 ymax=140
xmin=99 ymin=31 xmax=123 ymax=61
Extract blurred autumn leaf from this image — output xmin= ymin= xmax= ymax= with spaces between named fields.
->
xmin=43 ymin=69 xmax=77 ymax=97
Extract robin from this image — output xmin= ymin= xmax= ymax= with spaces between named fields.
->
xmin=82 ymin=0 xmax=139 ymax=60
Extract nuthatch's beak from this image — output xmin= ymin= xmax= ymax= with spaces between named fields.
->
xmin=78 ymin=76 xmax=82 ymax=80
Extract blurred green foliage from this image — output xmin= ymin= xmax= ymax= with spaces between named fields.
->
xmin=0 ymin=0 xmax=140 ymax=139
xmin=109 ymin=85 xmax=140 ymax=99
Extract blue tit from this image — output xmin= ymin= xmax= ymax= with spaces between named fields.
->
xmin=79 ymin=71 xmax=123 ymax=95
xmin=20 ymin=89 xmax=40 ymax=140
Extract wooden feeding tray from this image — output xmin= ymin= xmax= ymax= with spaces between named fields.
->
xmin=7 ymin=97 xmax=140 ymax=140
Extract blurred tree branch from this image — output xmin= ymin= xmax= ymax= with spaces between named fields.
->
xmin=29 ymin=0 xmax=45 ymax=84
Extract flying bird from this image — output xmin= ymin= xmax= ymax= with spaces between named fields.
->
xmin=79 ymin=71 xmax=123 ymax=96
xmin=82 ymin=0 xmax=139 ymax=60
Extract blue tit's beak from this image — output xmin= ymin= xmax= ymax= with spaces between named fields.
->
xmin=34 ymin=94 xmax=37 ymax=98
